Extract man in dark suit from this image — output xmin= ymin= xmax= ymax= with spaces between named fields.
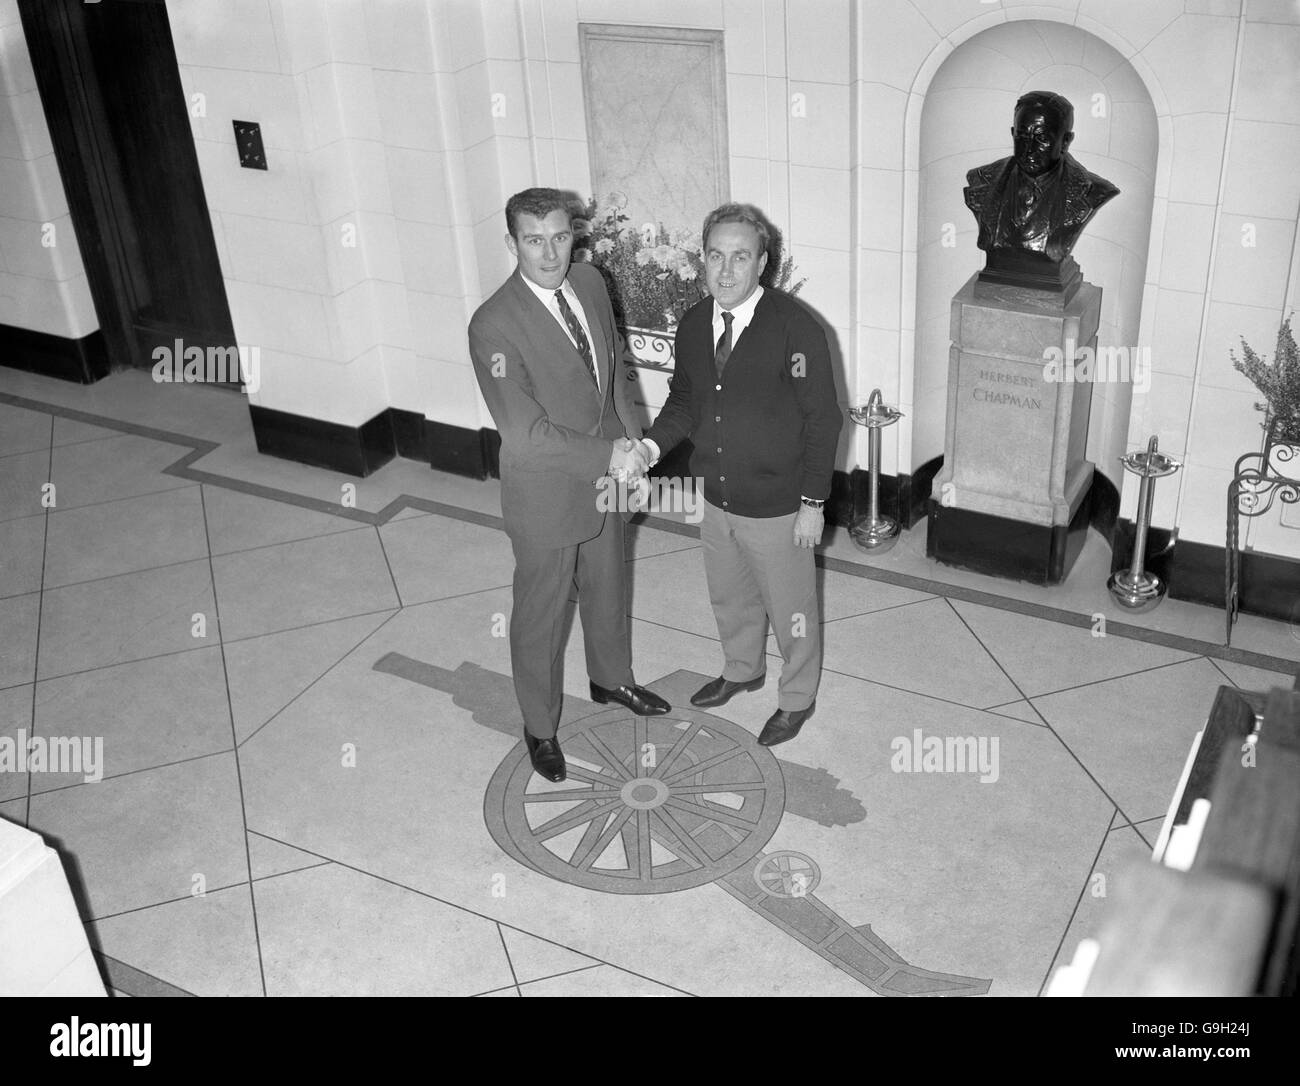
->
xmin=638 ymin=203 xmax=842 ymax=747
xmin=469 ymin=187 xmax=669 ymax=783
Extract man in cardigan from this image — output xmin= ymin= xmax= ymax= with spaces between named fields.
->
xmin=469 ymin=188 xmax=670 ymax=784
xmin=638 ymin=204 xmax=843 ymax=747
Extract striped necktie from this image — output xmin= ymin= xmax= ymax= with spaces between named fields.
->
xmin=554 ymin=289 xmax=597 ymax=386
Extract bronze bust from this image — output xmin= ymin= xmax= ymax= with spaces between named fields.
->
xmin=965 ymin=91 xmax=1118 ymax=293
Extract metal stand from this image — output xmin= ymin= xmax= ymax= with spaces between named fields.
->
xmin=847 ymin=390 xmax=904 ymax=554
xmin=1108 ymin=435 xmax=1181 ymax=612
xmin=1225 ymin=421 xmax=1300 ymax=644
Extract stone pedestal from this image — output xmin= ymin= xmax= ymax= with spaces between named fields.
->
xmin=928 ymin=272 xmax=1100 ymax=584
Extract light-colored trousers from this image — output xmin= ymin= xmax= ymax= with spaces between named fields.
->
xmin=699 ymin=499 xmax=821 ymax=711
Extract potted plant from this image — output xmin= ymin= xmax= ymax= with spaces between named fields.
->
xmin=572 ymin=192 xmax=806 ymax=368
xmin=1232 ymin=314 xmax=1300 ymax=478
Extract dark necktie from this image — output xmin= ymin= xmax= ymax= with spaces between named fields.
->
xmin=715 ymin=310 xmax=734 ymax=376
xmin=554 ymin=289 xmax=597 ymax=386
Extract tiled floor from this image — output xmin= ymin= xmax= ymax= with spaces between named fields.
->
xmin=1 ymin=368 xmax=1297 ymax=997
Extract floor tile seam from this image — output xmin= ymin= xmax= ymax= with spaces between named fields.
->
xmin=818 ymin=553 xmax=1300 ymax=672
xmin=944 ymin=599 xmax=1154 ymax=822
xmin=250 ymin=860 xmax=333 ymax=882
xmin=241 ymin=828 xmax=698 ymax=995
xmin=234 ymin=608 xmax=405 ymax=750
xmin=0 ymin=391 xmax=476 ymax=531
xmin=469 ymin=961 xmax=607 ymax=996
xmin=0 ymin=482 xmax=201 ymax=527
xmin=495 ymin=921 xmax=523 ymax=996
xmin=815 ymin=595 xmax=944 ymax=627
xmin=0 ymin=428 xmax=134 ymax=462
xmin=18 ymin=417 xmax=56 ymax=825
xmin=14 ymin=606 xmax=401 ymax=692
xmin=373 ymin=522 xmax=405 ymax=611
xmin=27 ymin=500 xmax=385 ymax=580
xmin=7 ymin=746 xmax=240 ymax=800
xmin=198 ymin=484 xmax=269 ymax=996
xmin=812 ymin=662 xmax=1056 ymax=725
xmin=91 ymin=951 xmax=197 ymax=998
xmin=1035 ymin=809 xmax=1117 ymax=997
xmin=86 ymin=878 xmax=253 ymax=923
xmin=18 ymin=547 xmax=220 ymax=599
xmin=985 ymin=656 xmax=1216 ymax=705
xmin=0 ymin=392 xmax=223 ymax=452
xmin=8 ymin=391 xmax=1291 ymax=670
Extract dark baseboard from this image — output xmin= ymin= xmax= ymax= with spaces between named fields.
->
xmin=0 ymin=324 xmax=110 ymax=384
xmin=248 ymin=404 xmax=395 ymax=478
xmin=926 ymin=489 xmax=1091 ymax=585
xmin=1111 ymin=520 xmax=1300 ymax=624
xmin=390 ymin=407 xmax=426 ymax=461
xmin=175 ymin=405 xmax=1300 ymax=626
xmin=426 ymin=418 xmax=496 ymax=479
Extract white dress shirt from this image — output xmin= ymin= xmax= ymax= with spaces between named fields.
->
xmin=520 ymin=272 xmax=599 ymax=391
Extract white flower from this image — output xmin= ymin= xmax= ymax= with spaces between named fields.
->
xmin=595 ymin=237 xmax=614 ymax=254
xmin=635 ymin=249 xmax=651 ymax=267
xmin=677 ymin=263 xmax=697 ymax=282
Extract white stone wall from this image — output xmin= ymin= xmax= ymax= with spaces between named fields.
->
xmin=35 ymin=0 xmax=1291 ymax=558
xmin=0 ymin=0 xmax=96 ymax=342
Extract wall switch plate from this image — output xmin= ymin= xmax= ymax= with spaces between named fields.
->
xmin=233 ymin=121 xmax=267 ymax=170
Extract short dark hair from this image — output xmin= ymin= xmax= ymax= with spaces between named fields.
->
xmin=701 ymin=202 xmax=771 ymax=256
xmin=505 ymin=188 xmax=573 ymax=239
xmin=1014 ymin=90 xmax=1074 ymax=134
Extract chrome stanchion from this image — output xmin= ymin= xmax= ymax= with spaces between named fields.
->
xmin=847 ymin=389 xmax=904 ymax=554
xmin=1108 ymin=435 xmax=1182 ymax=611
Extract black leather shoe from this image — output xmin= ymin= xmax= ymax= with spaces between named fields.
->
xmin=757 ymin=703 xmax=814 ymax=747
xmin=589 ymin=682 xmax=670 ymax=715
xmin=524 ymin=733 xmax=566 ymax=782
xmin=690 ymin=674 xmax=765 ymax=708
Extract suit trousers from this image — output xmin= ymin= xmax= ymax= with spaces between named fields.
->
xmin=699 ymin=499 xmax=821 ymax=711
xmin=509 ymin=510 xmax=634 ymax=738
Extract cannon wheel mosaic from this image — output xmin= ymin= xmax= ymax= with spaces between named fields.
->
xmin=485 ymin=709 xmax=786 ymax=894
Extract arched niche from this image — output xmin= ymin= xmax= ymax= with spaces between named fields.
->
xmin=909 ymin=20 xmax=1159 ymax=510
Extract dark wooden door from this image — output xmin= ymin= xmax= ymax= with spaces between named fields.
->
xmin=19 ymin=0 xmax=239 ymax=386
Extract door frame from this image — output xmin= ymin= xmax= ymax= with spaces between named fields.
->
xmin=17 ymin=0 xmax=234 ymax=378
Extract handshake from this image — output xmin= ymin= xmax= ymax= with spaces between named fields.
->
xmin=607 ymin=436 xmax=653 ymax=483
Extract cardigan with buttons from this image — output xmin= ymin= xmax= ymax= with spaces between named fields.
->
xmin=644 ymin=289 xmax=842 ymax=518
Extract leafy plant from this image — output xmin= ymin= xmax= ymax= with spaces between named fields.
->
xmin=572 ymin=192 xmax=804 ymax=332
xmin=572 ymin=193 xmax=705 ymax=330
xmin=1232 ymin=315 xmax=1300 ymax=444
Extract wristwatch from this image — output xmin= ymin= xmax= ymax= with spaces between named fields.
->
xmin=800 ymin=497 xmax=825 ymax=509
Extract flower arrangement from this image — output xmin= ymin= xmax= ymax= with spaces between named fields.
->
xmin=573 ymin=192 xmax=805 ymax=333
xmin=1232 ymin=315 xmax=1300 ymax=445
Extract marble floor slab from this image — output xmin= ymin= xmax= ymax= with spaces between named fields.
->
xmin=0 ymin=371 xmax=1296 ymax=998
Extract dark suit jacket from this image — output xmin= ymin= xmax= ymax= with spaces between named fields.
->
xmin=469 ymin=261 xmax=642 ymax=547
xmin=644 ymin=289 xmax=842 ymax=518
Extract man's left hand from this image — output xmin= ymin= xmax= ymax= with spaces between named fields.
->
xmin=793 ymin=505 xmax=824 ymax=548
